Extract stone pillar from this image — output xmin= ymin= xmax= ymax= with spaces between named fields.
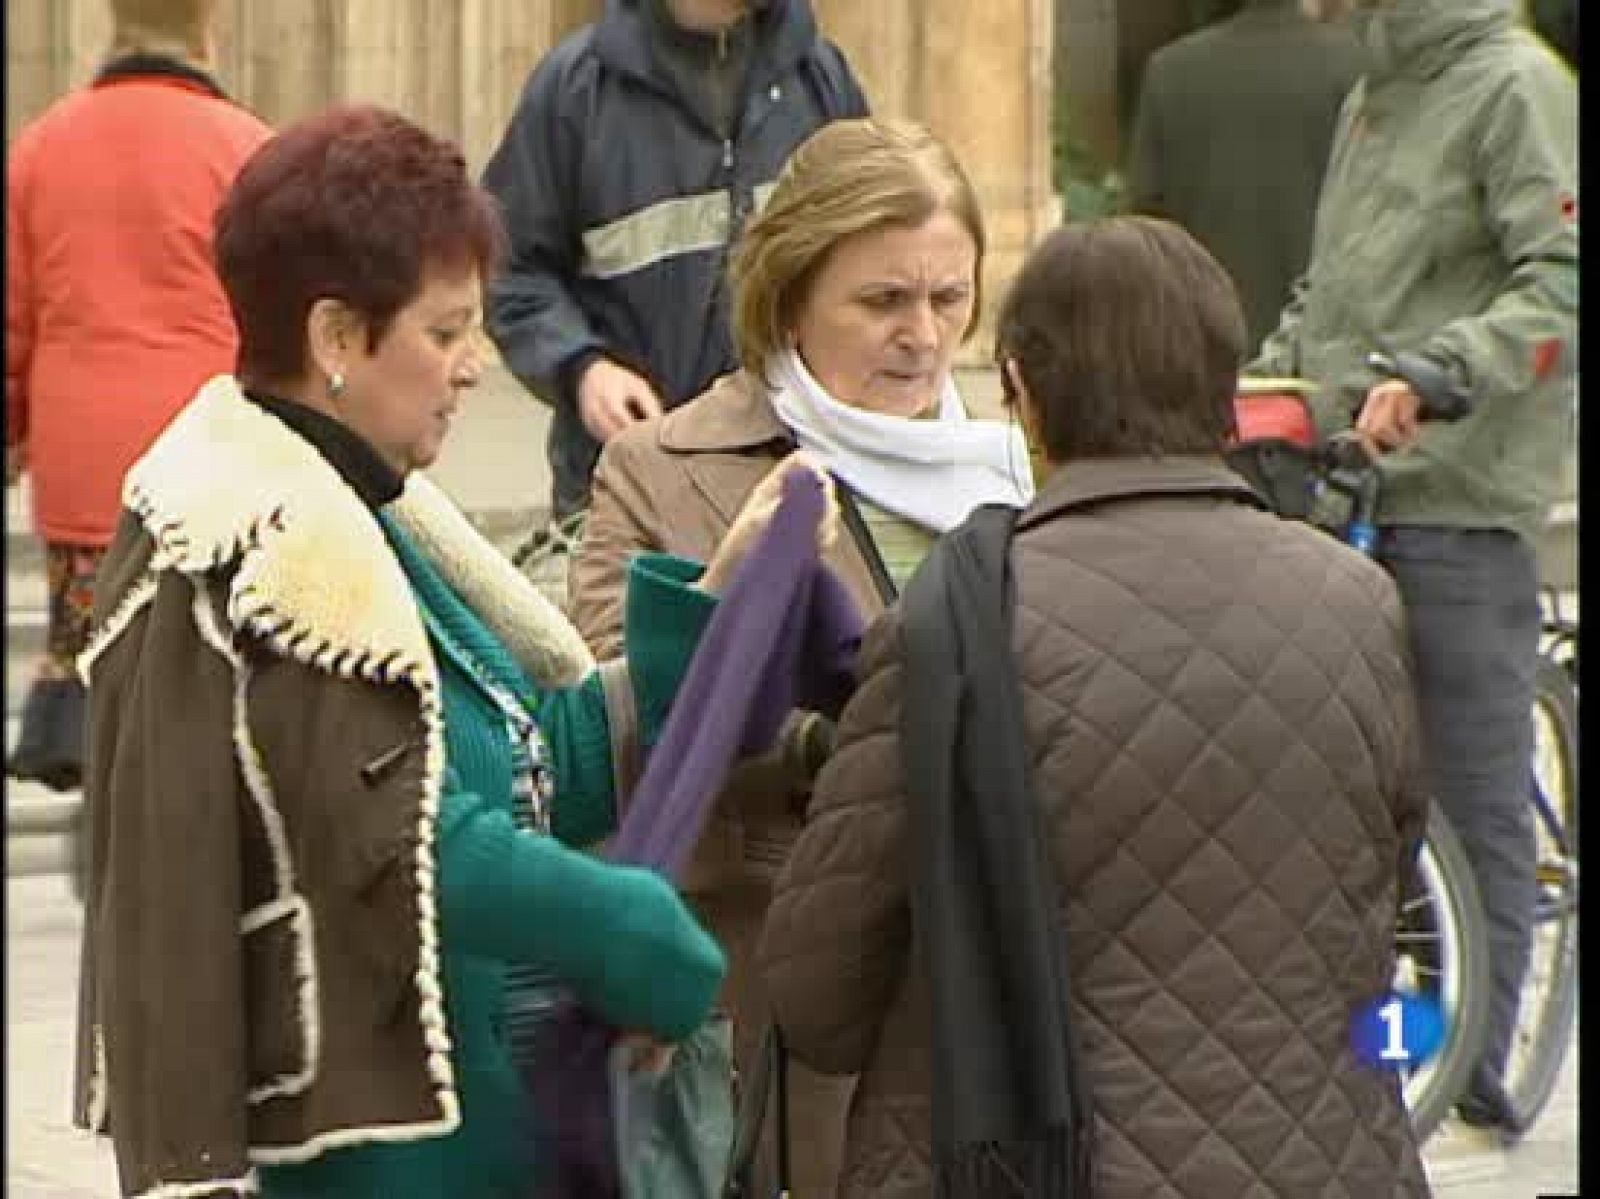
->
xmin=922 ymin=0 xmax=1058 ymax=354
xmin=817 ymin=0 xmax=1058 ymax=359
xmin=231 ymin=0 xmax=337 ymax=128
xmin=5 ymin=0 xmax=59 ymax=142
xmin=550 ymin=0 xmax=603 ymax=43
xmin=811 ymin=0 xmax=919 ymax=116
xmin=1056 ymin=0 xmax=1120 ymax=171
xmin=457 ymin=0 xmax=578 ymax=175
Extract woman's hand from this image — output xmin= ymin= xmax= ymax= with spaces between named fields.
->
xmin=617 ymin=1032 xmax=678 ymax=1077
xmin=698 ymin=452 xmax=839 ymax=595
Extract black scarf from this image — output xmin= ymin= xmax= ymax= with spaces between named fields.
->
xmin=242 ymin=390 xmax=404 ymax=510
xmin=900 ymin=502 xmax=1095 ymax=1198
xmin=93 ymin=52 xmax=229 ymax=100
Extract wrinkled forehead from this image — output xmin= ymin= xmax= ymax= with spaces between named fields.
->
xmin=1300 ymin=0 xmax=1378 ymax=19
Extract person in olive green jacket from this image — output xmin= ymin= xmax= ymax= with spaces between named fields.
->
xmin=1127 ymin=0 xmax=1368 ymax=346
xmin=1247 ymin=0 xmax=1577 ymax=1169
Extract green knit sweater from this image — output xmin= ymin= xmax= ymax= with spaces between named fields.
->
xmin=259 ymin=517 xmax=724 ymax=1199
xmin=856 ymin=495 xmax=937 ymax=592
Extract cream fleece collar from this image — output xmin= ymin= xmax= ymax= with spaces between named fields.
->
xmin=124 ymin=375 xmax=594 ymax=691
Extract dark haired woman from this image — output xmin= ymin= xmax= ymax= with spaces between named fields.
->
xmin=71 ymin=102 xmax=833 ymax=1199
xmin=759 ymin=216 xmax=1433 ymax=1198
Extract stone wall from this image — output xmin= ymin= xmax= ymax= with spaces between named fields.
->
xmin=6 ymin=0 xmax=1056 ymax=354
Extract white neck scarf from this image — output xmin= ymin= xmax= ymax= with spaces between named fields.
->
xmin=766 ymin=349 xmax=1034 ymax=533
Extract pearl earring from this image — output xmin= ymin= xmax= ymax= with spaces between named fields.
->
xmin=328 ymin=370 xmax=346 ymax=399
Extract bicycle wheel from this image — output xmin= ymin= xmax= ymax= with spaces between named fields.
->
xmin=1395 ymin=802 xmax=1492 ymax=1141
xmin=1500 ymin=652 xmax=1580 ymax=1130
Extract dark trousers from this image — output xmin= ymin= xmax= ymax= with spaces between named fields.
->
xmin=548 ymin=401 xmax=604 ymax=520
xmin=1378 ymin=525 xmax=1541 ymax=1123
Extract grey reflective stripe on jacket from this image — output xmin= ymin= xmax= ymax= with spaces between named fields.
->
xmin=581 ymin=182 xmax=782 ymax=281
xmin=481 ymin=0 xmax=867 ymax=412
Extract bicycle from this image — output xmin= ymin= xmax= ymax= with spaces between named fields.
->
xmin=1228 ymin=377 xmax=1579 ymax=1142
xmin=1503 ymin=585 xmax=1579 ymax=1131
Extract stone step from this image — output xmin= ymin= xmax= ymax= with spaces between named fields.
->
xmin=7 ymin=648 xmax=45 ymax=718
xmin=6 ymin=831 xmax=76 ymax=879
xmin=7 ymin=479 xmax=40 ymax=571
xmin=8 ymin=603 xmax=47 ymax=642
xmin=4 ymin=767 xmax=81 ymax=882
xmin=6 ymin=786 xmax=81 ymax=835
xmin=4 ymin=724 xmax=83 ymax=881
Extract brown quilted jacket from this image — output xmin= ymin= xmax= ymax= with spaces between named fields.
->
xmin=758 ymin=456 xmax=1434 ymax=1198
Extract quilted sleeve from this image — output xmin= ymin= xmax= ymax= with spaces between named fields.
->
xmin=757 ymin=612 xmax=912 ymax=1075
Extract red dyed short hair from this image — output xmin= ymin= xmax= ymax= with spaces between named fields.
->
xmin=215 ymin=104 xmax=505 ymax=385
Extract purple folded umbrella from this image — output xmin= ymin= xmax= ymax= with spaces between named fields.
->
xmin=528 ymin=468 xmax=865 ymax=1197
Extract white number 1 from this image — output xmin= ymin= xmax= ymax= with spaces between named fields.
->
xmin=1378 ymin=998 xmax=1411 ymax=1062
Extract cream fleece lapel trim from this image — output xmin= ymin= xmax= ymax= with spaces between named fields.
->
xmin=388 ymin=474 xmax=594 ymax=687
xmin=124 ymin=375 xmax=594 ymax=691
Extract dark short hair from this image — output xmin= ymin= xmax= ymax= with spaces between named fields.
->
xmin=995 ymin=217 xmax=1246 ymax=461
xmin=215 ymin=104 xmax=505 ymax=385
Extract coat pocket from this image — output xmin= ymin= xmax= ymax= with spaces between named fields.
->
xmin=242 ymin=894 xmax=319 ymax=1104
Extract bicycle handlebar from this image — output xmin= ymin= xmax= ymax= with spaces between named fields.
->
xmin=1317 ymin=432 xmax=1381 ymax=556
xmin=1365 ymin=351 xmax=1473 ymax=422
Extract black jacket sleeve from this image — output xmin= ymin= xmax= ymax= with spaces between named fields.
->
xmin=809 ymin=37 xmax=871 ymax=119
xmin=481 ymin=42 xmax=607 ymax=409
xmin=1126 ymin=57 xmax=1167 ymax=216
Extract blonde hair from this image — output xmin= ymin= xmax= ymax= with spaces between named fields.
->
xmin=108 ymin=0 xmax=216 ymax=60
xmin=728 ymin=117 xmax=986 ymax=384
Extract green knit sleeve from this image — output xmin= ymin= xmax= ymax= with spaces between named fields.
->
xmin=436 ymin=788 xmax=725 ymax=1039
xmin=536 ymin=552 xmax=716 ymax=847
xmin=622 ymin=553 xmax=718 ymax=742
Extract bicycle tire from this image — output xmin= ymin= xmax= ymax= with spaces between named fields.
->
xmin=1500 ymin=653 xmax=1580 ymax=1129
xmin=1398 ymin=802 xmax=1492 ymax=1141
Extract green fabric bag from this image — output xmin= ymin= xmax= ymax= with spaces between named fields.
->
xmin=612 ymin=1014 xmax=737 ymax=1199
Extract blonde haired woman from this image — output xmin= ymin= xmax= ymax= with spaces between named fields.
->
xmin=570 ymin=116 xmax=1034 ymax=1197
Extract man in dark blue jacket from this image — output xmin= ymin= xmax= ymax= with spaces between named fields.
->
xmin=483 ymin=0 xmax=868 ymax=520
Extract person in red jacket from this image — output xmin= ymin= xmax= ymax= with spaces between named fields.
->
xmin=5 ymin=0 xmax=271 ymax=794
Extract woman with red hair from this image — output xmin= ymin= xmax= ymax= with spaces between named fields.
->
xmin=5 ymin=0 xmax=271 ymax=793
xmin=71 ymin=102 xmax=833 ymax=1199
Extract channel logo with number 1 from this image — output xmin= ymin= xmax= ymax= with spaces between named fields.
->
xmin=1350 ymin=992 xmax=1447 ymax=1069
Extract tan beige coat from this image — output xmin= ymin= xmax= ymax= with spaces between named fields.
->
xmin=758 ymin=458 xmax=1433 ymax=1198
xmin=571 ymin=370 xmax=886 ymax=1196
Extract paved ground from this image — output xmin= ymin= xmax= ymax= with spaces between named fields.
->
xmin=5 ymin=868 xmax=1581 ymax=1195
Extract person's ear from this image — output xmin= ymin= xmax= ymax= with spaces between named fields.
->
xmin=306 ymin=298 xmax=360 ymax=396
xmin=1003 ymin=358 xmax=1046 ymax=448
